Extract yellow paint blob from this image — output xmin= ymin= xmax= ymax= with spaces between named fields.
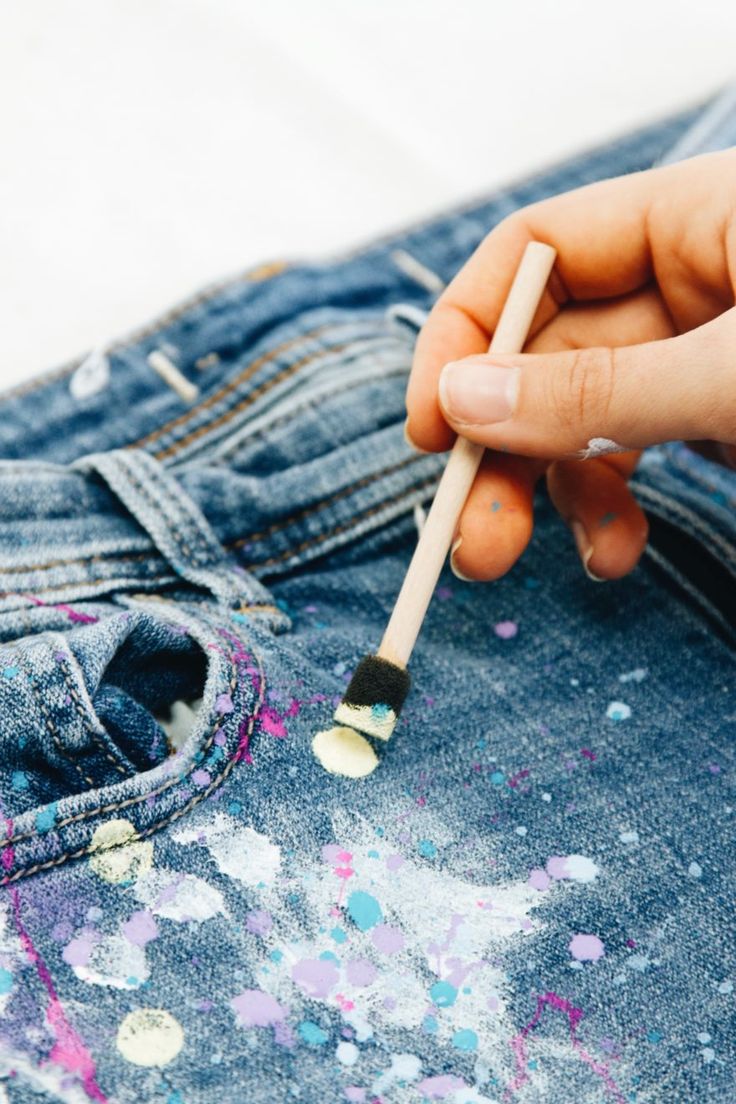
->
xmin=89 ymin=818 xmax=153 ymax=884
xmin=116 ymin=1007 xmax=184 ymax=1067
xmin=312 ymin=726 xmax=379 ymax=778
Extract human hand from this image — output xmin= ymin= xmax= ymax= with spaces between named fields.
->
xmin=405 ymin=149 xmax=736 ymax=581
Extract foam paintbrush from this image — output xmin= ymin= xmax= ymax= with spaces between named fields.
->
xmin=313 ymin=241 xmax=557 ymax=777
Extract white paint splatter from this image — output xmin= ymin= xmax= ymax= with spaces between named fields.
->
xmin=578 ymin=437 xmax=627 ymax=460
xmin=71 ymin=934 xmax=148 ymax=990
xmin=606 ymin=701 xmax=632 ymax=722
xmin=372 ymin=1052 xmax=422 ymax=1094
xmin=88 ymin=819 xmax=153 ymax=884
xmin=116 ymin=1008 xmax=183 ymax=1067
xmin=134 ymin=869 xmax=228 ymax=922
xmin=173 ymin=813 xmax=281 ymax=887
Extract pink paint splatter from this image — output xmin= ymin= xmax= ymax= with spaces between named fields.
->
xmin=504 ymin=991 xmax=624 ymax=1103
xmin=581 ymin=748 xmax=597 ymax=761
xmin=494 ymin=620 xmax=518 ymax=640
xmin=569 ymin=934 xmax=605 ymax=962
xmin=292 ymin=958 xmax=339 ymax=998
xmin=8 ymin=887 xmax=107 ymax=1101
xmin=122 ymin=910 xmax=159 ymax=947
xmin=528 ymin=868 xmax=550 ymax=892
xmin=22 ymin=594 xmax=98 ymax=625
xmin=230 ymin=988 xmax=286 ymax=1027
xmin=259 ymin=706 xmax=288 ymax=738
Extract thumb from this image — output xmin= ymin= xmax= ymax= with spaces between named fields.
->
xmin=437 ymin=308 xmax=736 ymax=459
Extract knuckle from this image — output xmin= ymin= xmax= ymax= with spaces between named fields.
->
xmin=546 ymin=347 xmax=617 ymax=431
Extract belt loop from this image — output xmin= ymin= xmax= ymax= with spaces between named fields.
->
xmin=72 ymin=449 xmax=287 ymax=623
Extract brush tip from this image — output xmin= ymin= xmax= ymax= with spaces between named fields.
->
xmin=335 ymin=654 xmax=410 ymax=742
xmin=312 ymin=726 xmax=379 ymax=778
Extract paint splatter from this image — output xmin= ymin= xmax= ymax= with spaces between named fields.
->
xmin=89 ymin=819 xmax=153 ymax=885
xmin=494 ymin=621 xmax=518 ymax=640
xmin=231 ymin=989 xmax=285 ymax=1028
xmin=569 ymin=934 xmax=605 ymax=961
xmin=116 ymin=1008 xmax=184 ymax=1067
xmin=606 ymin=701 xmax=631 ymax=722
xmin=347 ymin=891 xmax=382 ymax=931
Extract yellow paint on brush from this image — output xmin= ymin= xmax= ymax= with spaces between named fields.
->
xmin=333 ymin=701 xmax=397 ymax=742
xmin=312 ymin=726 xmax=379 ymax=778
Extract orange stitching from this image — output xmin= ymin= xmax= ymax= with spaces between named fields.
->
xmin=150 ymin=341 xmax=348 ymax=462
xmin=0 ymin=623 xmax=260 ymax=858
xmin=0 ymin=550 xmax=151 ymax=577
xmin=131 ymin=327 xmax=326 ymax=452
xmin=251 ymin=472 xmax=439 ymax=570
xmin=24 ymin=666 xmax=97 ymax=789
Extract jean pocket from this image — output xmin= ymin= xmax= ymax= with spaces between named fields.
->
xmin=0 ymin=597 xmax=272 ymax=887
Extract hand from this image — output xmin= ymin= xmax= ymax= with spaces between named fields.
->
xmin=405 ymin=149 xmax=736 ymax=582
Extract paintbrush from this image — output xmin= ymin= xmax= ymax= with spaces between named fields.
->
xmin=313 ymin=241 xmax=557 ymax=776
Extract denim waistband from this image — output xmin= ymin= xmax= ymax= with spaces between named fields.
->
xmin=1 ymin=88 xmax=736 ymax=613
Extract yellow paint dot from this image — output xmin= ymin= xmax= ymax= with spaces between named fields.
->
xmin=312 ymin=726 xmax=378 ymax=778
xmin=89 ymin=819 xmax=153 ymax=884
xmin=116 ymin=1008 xmax=184 ymax=1067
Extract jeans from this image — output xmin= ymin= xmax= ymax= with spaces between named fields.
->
xmin=1 ymin=88 xmax=736 ymax=1104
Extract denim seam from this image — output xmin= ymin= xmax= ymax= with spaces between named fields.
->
xmin=0 ymin=459 xmax=432 ymax=597
xmin=56 ymin=654 xmax=131 ymax=779
xmin=149 ymin=340 xmax=351 ymax=462
xmin=0 ymin=625 xmax=261 ymax=865
xmin=214 ymin=362 xmax=410 ymax=464
xmin=231 ymin=453 xmax=426 ymax=549
xmin=23 ymin=664 xmax=97 ymax=790
xmin=633 ymin=480 xmax=736 ymax=573
xmin=131 ymin=327 xmax=330 ymax=453
xmin=250 ymin=472 xmax=441 ymax=571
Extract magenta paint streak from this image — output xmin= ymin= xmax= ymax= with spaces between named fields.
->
xmin=2 ymin=813 xmax=14 ymax=877
xmin=21 ymin=594 xmax=98 ymax=625
xmin=8 ymin=886 xmax=107 ymax=1102
xmin=504 ymin=992 xmax=624 ymax=1103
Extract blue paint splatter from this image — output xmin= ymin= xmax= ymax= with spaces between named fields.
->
xmin=422 ymin=1015 xmax=438 ymax=1034
xmin=0 ymin=968 xmax=12 ymax=994
xmin=452 ymin=1028 xmax=478 ymax=1051
xmin=429 ymin=980 xmax=457 ymax=1008
xmin=347 ymin=891 xmax=382 ymax=931
xmin=2 ymin=666 xmax=18 ymax=679
xmin=490 ymin=501 xmax=502 ymax=513
xmin=11 ymin=771 xmax=28 ymax=791
xmin=490 ymin=770 xmax=505 ymax=785
xmin=331 ymin=927 xmax=347 ymax=944
xmin=35 ymin=802 xmax=58 ymax=833
xmin=299 ymin=1021 xmax=328 ymax=1046
xmin=599 ymin=512 xmax=617 ymax=527
xmin=418 ymin=839 xmax=437 ymax=859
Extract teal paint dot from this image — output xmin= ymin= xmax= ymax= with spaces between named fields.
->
xmin=490 ymin=501 xmax=502 ymax=512
xmin=231 ymin=613 xmax=247 ymax=624
xmin=331 ymin=927 xmax=347 ymax=944
xmin=490 ymin=770 xmax=505 ymax=785
xmin=462 ymin=986 xmax=472 ymax=994
xmin=418 ymin=839 xmax=437 ymax=859
xmin=11 ymin=771 xmax=28 ymax=791
xmin=647 ymin=1030 xmax=662 ymax=1044
xmin=35 ymin=802 xmax=58 ymax=833
xmin=0 ymin=968 xmax=13 ymax=994
xmin=319 ymin=951 xmax=339 ymax=964
xmin=2 ymin=666 xmax=18 ymax=679
xmin=375 ymin=827 xmax=385 ymax=837
xmin=452 ymin=1028 xmax=478 ymax=1051
xmin=269 ymin=949 xmax=283 ymax=963
xmin=422 ymin=1015 xmax=438 ymax=1034
xmin=299 ymin=1021 xmax=328 ymax=1046
xmin=429 ymin=980 xmax=457 ymax=1008
xmin=347 ymin=891 xmax=382 ymax=931
xmin=528 ymin=1059 xmax=538 ymax=1070
xmin=599 ymin=511 xmax=617 ymax=527
xmin=367 ymin=849 xmax=379 ymax=859
xmin=371 ymin=702 xmax=390 ymax=718
xmin=167 ymin=1092 xmax=185 ymax=1104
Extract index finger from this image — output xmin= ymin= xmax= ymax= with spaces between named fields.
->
xmin=406 ymin=168 xmax=658 ymax=451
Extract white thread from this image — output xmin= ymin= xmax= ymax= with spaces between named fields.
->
xmin=577 ymin=437 xmax=627 ymax=460
xmin=69 ymin=349 xmax=110 ymax=400
xmin=413 ymin=502 xmax=427 ymax=537
xmin=147 ymin=350 xmax=199 ymax=404
xmin=390 ymin=249 xmax=446 ymax=294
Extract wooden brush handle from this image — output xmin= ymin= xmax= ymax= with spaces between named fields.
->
xmin=379 ymin=240 xmax=557 ymax=668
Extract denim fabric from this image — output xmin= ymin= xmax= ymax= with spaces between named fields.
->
xmin=1 ymin=91 xmax=736 ymax=1104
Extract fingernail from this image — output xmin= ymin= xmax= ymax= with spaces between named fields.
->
xmin=570 ymin=520 xmax=605 ymax=582
xmin=450 ymin=537 xmax=474 ymax=582
xmin=403 ymin=420 xmax=429 ymax=453
xmin=439 ymin=358 xmax=520 ymax=425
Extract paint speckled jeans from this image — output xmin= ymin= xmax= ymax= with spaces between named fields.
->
xmin=1 ymin=88 xmax=736 ymax=1104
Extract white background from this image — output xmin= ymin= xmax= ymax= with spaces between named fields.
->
xmin=2 ymin=0 xmax=735 ymax=388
